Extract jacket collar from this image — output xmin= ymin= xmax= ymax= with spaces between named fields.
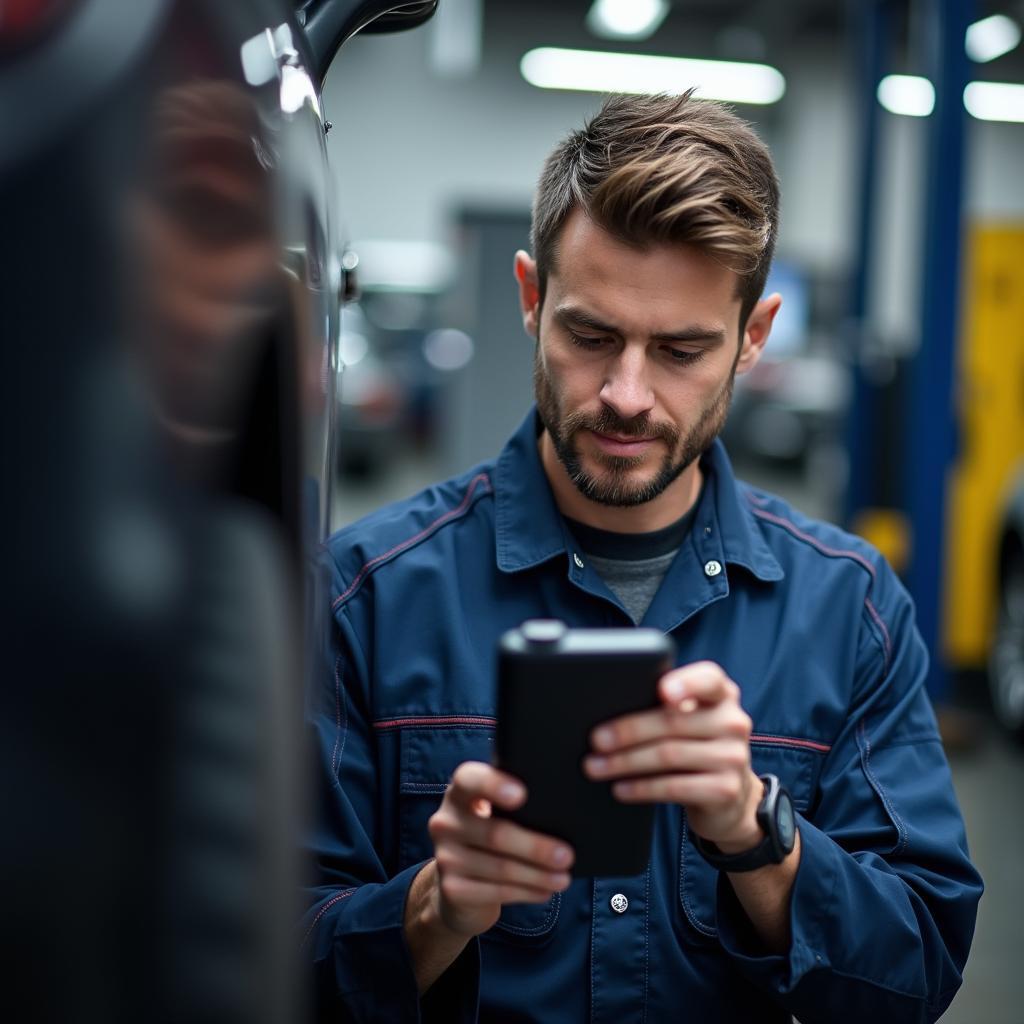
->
xmin=493 ymin=410 xmax=569 ymax=572
xmin=493 ymin=408 xmax=783 ymax=583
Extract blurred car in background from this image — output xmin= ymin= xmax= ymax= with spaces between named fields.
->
xmin=849 ymin=223 xmax=1024 ymax=743
xmin=336 ymin=299 xmax=409 ymax=476
xmin=945 ymin=224 xmax=1024 ymax=742
xmin=0 ymin=1 xmax=436 ymax=1021
xmin=992 ymin=473 xmax=1024 ymax=741
xmin=721 ymin=259 xmax=851 ymax=507
xmin=333 ymin=238 xmax=473 ymax=477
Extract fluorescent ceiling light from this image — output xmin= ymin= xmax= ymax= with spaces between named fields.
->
xmin=964 ymin=80 xmax=1024 ymax=122
xmin=877 ymin=74 xmax=935 ymax=116
xmin=520 ymin=48 xmax=786 ymax=104
xmin=965 ymin=14 xmax=1021 ymax=63
xmin=877 ymin=74 xmax=1024 ymax=123
xmin=586 ymin=0 xmax=669 ymax=41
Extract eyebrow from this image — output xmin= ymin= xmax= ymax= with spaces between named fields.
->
xmin=553 ymin=304 xmax=727 ymax=344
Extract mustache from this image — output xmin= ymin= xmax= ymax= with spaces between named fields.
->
xmin=561 ymin=408 xmax=680 ymax=446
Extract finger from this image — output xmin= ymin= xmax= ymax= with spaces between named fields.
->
xmin=657 ymin=701 xmax=751 ymax=740
xmin=436 ymin=842 xmax=571 ymax=893
xmin=447 ymin=761 xmax=527 ymax=811
xmin=592 ymin=698 xmax=749 ymax=754
xmin=439 ymin=874 xmax=559 ymax=909
xmin=611 ymin=771 xmax=744 ymax=806
xmin=432 ymin=808 xmax=574 ymax=871
xmin=660 ymin=662 xmax=739 ymax=708
xmin=584 ymin=737 xmax=748 ymax=780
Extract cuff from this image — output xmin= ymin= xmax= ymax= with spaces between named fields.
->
xmin=715 ymin=814 xmax=837 ymax=997
xmin=308 ymin=860 xmax=481 ymax=1023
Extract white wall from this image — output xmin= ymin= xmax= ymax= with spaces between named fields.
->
xmin=323 ymin=12 xmax=1024 ymax=348
xmin=323 ymin=12 xmax=604 ymax=247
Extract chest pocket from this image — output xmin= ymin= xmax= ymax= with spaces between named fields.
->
xmin=398 ymin=726 xmax=561 ymax=941
xmin=678 ymin=742 xmax=820 ymax=940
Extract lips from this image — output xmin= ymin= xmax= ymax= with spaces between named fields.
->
xmin=589 ymin=430 xmax=657 ymax=456
xmin=595 ymin=432 xmax=653 ymax=444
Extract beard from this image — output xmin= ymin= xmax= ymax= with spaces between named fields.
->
xmin=533 ymin=345 xmax=735 ymax=508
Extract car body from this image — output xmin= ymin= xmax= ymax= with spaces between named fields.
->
xmin=0 ymin=1 xmax=435 ymax=1020
xmin=991 ymin=472 xmax=1024 ymax=738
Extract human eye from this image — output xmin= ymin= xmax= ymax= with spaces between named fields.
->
xmin=666 ymin=347 xmax=705 ymax=366
xmin=568 ymin=332 xmax=608 ymax=351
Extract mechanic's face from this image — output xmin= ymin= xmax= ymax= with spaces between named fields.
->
xmin=516 ymin=209 xmax=778 ymax=516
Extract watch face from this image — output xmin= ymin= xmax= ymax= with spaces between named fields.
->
xmin=777 ymin=791 xmax=796 ymax=851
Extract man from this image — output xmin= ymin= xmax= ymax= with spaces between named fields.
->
xmin=304 ymin=92 xmax=981 ymax=1022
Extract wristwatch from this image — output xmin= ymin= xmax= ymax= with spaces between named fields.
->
xmin=692 ymin=774 xmax=797 ymax=872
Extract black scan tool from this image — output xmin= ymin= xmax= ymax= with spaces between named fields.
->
xmin=496 ymin=620 xmax=675 ymax=877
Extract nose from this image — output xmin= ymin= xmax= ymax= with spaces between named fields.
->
xmin=599 ymin=346 xmax=655 ymax=423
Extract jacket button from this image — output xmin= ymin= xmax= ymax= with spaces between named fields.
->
xmin=704 ymin=560 xmax=722 ymax=577
xmin=573 ymin=552 xmax=585 ymax=569
xmin=610 ymin=893 xmax=628 ymax=914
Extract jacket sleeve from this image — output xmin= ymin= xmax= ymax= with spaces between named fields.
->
xmin=715 ymin=556 xmax=983 ymax=1023
xmin=300 ymin=573 xmax=480 ymax=1023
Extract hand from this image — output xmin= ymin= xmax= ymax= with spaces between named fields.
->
xmin=425 ymin=761 xmax=574 ymax=938
xmin=583 ymin=661 xmax=763 ymax=853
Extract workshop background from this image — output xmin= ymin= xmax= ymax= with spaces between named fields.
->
xmin=4 ymin=0 xmax=1021 ymax=1020
xmin=323 ymin=2 xmax=1024 ymax=1021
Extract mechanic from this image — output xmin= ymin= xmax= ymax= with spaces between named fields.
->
xmin=304 ymin=91 xmax=982 ymax=1022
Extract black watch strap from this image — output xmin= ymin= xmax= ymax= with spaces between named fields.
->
xmin=692 ymin=774 xmax=795 ymax=873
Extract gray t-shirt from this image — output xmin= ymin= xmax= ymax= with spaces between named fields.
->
xmin=586 ymin=549 xmax=679 ymax=624
xmin=564 ymin=500 xmax=699 ymax=624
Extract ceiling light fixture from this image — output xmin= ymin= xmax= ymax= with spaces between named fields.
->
xmin=520 ymin=47 xmax=786 ymax=104
xmin=965 ymin=13 xmax=1021 ymax=63
xmin=585 ymin=0 xmax=670 ymax=41
xmin=964 ymin=80 xmax=1024 ymax=121
xmin=877 ymin=74 xmax=935 ymax=117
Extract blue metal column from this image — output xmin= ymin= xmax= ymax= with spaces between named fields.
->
xmin=904 ymin=0 xmax=974 ymax=702
xmin=843 ymin=0 xmax=892 ymax=524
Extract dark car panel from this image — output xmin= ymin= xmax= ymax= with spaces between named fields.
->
xmin=0 ymin=2 xmax=436 ymax=1020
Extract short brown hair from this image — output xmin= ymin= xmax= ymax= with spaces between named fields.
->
xmin=531 ymin=91 xmax=780 ymax=331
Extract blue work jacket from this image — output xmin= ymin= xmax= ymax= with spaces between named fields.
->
xmin=304 ymin=409 xmax=982 ymax=1023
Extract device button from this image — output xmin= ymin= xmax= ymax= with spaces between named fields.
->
xmin=520 ymin=620 xmax=567 ymax=645
xmin=610 ymin=893 xmax=629 ymax=914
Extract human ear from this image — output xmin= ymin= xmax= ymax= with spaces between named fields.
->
xmin=736 ymin=293 xmax=782 ymax=375
xmin=513 ymin=250 xmax=541 ymax=338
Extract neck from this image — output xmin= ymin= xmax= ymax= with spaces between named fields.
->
xmin=539 ymin=430 xmax=704 ymax=534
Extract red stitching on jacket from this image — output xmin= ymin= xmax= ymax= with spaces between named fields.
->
xmin=749 ymin=506 xmax=877 ymax=578
xmin=331 ymin=656 xmax=343 ymax=777
xmin=864 ymin=597 xmax=894 ymax=674
xmin=750 ymin=732 xmax=831 ymax=753
xmin=301 ymin=888 xmax=356 ymax=948
xmin=332 ymin=473 xmax=492 ymax=609
xmin=372 ymin=718 xmax=831 ymax=753
xmin=373 ymin=715 xmax=497 ymax=731
xmin=748 ymin=504 xmax=894 ymax=675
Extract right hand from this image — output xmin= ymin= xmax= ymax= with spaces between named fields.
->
xmin=426 ymin=760 xmax=575 ymax=938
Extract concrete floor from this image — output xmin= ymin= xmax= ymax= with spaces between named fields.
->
xmin=942 ymin=723 xmax=1024 ymax=1023
xmin=332 ymin=450 xmax=1024 ymax=1022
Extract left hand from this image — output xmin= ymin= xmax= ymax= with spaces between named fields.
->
xmin=583 ymin=661 xmax=763 ymax=853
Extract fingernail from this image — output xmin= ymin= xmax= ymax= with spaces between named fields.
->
xmin=613 ymin=781 xmax=634 ymax=798
xmin=499 ymin=782 xmax=524 ymax=803
xmin=552 ymin=845 xmax=572 ymax=865
xmin=586 ymin=755 xmax=607 ymax=775
xmin=551 ymin=873 xmax=571 ymax=889
xmin=593 ymin=727 xmax=613 ymax=750
xmin=663 ymin=676 xmax=684 ymax=700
